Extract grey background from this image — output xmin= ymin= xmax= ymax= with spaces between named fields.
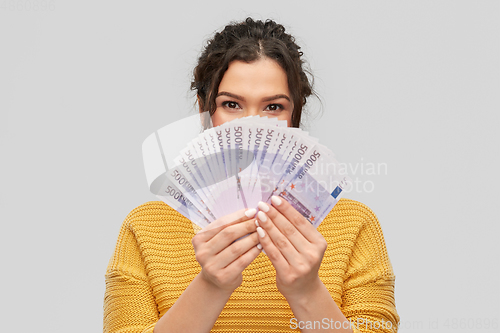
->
xmin=1 ymin=1 xmax=498 ymax=332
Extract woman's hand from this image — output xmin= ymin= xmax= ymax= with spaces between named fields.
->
xmin=155 ymin=209 xmax=262 ymax=333
xmin=192 ymin=208 xmax=262 ymax=293
xmin=254 ymin=196 xmax=328 ymax=301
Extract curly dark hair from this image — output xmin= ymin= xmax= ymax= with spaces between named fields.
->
xmin=191 ymin=18 xmax=314 ymax=128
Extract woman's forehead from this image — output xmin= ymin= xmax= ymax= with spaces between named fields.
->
xmin=218 ymin=58 xmax=290 ymax=99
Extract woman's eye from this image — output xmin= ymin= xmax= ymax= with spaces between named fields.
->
xmin=265 ymin=104 xmax=283 ymax=112
xmin=222 ymin=101 xmax=241 ymax=109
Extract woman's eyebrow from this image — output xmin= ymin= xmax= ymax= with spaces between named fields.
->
xmin=262 ymin=94 xmax=290 ymax=102
xmin=216 ymin=92 xmax=245 ymax=101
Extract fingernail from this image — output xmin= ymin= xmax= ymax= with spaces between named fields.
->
xmin=255 ymin=220 xmax=260 ymax=228
xmin=256 ymin=227 xmax=266 ymax=238
xmin=262 ymin=249 xmax=267 ymax=255
xmin=257 ymin=243 xmax=262 ymax=250
xmin=257 ymin=211 xmax=267 ymax=222
xmin=257 ymin=201 xmax=269 ymax=212
xmin=271 ymin=196 xmax=282 ymax=206
xmin=245 ymin=208 xmax=257 ymax=218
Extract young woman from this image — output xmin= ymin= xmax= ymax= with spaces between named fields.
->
xmin=104 ymin=18 xmax=399 ymax=333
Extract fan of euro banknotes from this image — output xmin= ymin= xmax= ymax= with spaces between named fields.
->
xmin=142 ymin=113 xmax=350 ymax=231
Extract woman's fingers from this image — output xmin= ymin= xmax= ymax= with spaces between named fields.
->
xmin=269 ymin=196 xmax=324 ymax=244
xmin=206 ymin=218 xmax=257 ymax=255
xmin=204 ymin=208 xmax=256 ymax=232
xmin=216 ymin=231 xmax=261 ymax=269
xmin=201 ymin=238 xmax=262 ymax=290
xmin=228 ymin=243 xmax=262 ymax=271
xmin=257 ymin=201 xmax=309 ymax=254
xmin=254 ymin=212 xmax=295 ymax=271
xmin=194 ymin=208 xmax=256 ymax=244
xmin=254 ymin=197 xmax=328 ymax=269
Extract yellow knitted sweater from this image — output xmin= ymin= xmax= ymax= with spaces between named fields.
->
xmin=104 ymin=198 xmax=399 ymax=333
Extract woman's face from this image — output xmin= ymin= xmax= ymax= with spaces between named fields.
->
xmin=211 ymin=58 xmax=293 ymax=127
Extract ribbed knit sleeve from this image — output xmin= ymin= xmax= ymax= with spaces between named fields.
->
xmin=322 ymin=200 xmax=400 ymax=333
xmin=104 ymin=206 xmax=160 ymax=333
